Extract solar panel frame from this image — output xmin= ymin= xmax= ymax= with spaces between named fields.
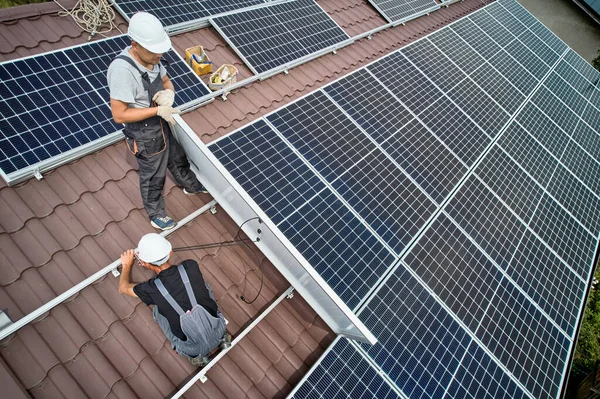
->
xmin=366 ymin=0 xmax=440 ymax=24
xmin=112 ymin=0 xmax=286 ymax=33
xmin=210 ymin=0 xmax=351 ymax=75
xmin=0 ymin=34 xmax=211 ymax=186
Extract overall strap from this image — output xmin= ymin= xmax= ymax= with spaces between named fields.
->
xmin=177 ymin=265 xmax=199 ymax=307
xmin=115 ymin=55 xmax=164 ymax=104
xmin=155 ymin=278 xmax=185 ymax=315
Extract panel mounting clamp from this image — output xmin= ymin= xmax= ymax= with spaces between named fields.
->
xmin=33 ymin=168 xmax=43 ymax=181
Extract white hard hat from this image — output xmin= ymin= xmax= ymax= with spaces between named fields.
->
xmin=128 ymin=12 xmax=171 ymax=54
xmin=137 ymin=233 xmax=172 ymax=265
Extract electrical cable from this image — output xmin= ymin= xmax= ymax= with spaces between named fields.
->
xmin=172 ymin=216 xmax=265 ymax=305
xmin=54 ymin=0 xmax=123 ymax=40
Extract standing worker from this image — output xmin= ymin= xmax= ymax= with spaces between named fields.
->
xmin=107 ymin=12 xmax=206 ymax=231
xmin=119 ymin=233 xmax=231 ymax=366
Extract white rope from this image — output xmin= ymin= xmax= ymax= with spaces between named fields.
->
xmin=54 ymin=0 xmax=123 ymax=40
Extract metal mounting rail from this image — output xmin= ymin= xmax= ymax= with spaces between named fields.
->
xmin=171 ymin=286 xmax=295 ymax=399
xmin=0 ymin=199 xmax=218 ymax=342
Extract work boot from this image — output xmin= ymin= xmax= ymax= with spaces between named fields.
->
xmin=220 ymin=332 xmax=232 ymax=350
xmin=188 ymin=355 xmax=210 ymax=367
xmin=183 ymin=185 xmax=209 ymax=195
xmin=150 ymin=216 xmax=176 ymax=230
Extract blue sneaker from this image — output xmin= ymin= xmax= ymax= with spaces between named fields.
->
xmin=150 ymin=216 xmax=176 ymax=230
xmin=183 ymin=186 xmax=209 ymax=195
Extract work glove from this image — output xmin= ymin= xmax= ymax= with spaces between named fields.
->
xmin=153 ymin=89 xmax=175 ymax=107
xmin=157 ymin=106 xmax=180 ymax=124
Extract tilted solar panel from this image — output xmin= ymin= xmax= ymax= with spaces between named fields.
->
xmin=211 ymin=0 xmax=350 ymax=74
xmin=113 ymin=0 xmax=265 ymax=30
xmin=0 ymin=35 xmax=210 ymax=185
xmin=196 ymin=0 xmax=600 ymax=397
xmin=367 ymin=0 xmax=440 ymax=23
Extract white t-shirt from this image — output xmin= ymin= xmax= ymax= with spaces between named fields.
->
xmin=107 ymin=46 xmax=167 ymax=108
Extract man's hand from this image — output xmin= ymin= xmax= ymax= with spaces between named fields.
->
xmin=120 ymin=249 xmax=135 ymax=268
xmin=157 ymin=106 xmax=180 ymax=124
xmin=153 ymin=89 xmax=175 ymax=107
xmin=119 ymin=249 xmax=138 ymax=298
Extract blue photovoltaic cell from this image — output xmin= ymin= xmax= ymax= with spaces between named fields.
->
xmin=323 ymin=69 xmax=412 ymax=144
xmin=497 ymin=122 xmax=558 ymax=188
xmin=367 ymin=51 xmax=443 ymax=114
xmin=529 ymin=193 xmax=597 ymax=280
xmin=267 ymin=91 xmax=437 ymax=254
xmin=379 ymin=117 xmax=467 ymax=204
xmin=446 ymin=342 xmax=528 ymax=399
xmin=367 ymin=0 xmax=438 ymax=23
xmin=358 ymin=264 xmax=472 ymax=398
xmin=212 ymin=0 xmax=349 ymax=74
xmin=0 ymin=35 xmax=209 ymax=181
xmin=477 ymin=278 xmax=570 ymax=398
xmin=417 ymin=96 xmax=491 ymax=166
xmin=475 ymin=145 xmax=544 ymax=224
xmin=278 ymin=190 xmax=396 ymax=309
xmin=210 ymin=120 xmax=396 ymax=310
xmin=445 ymin=175 xmax=528 ymax=270
xmin=546 ymin=164 xmax=600 ymax=234
xmin=115 ymin=0 xmax=263 ymax=28
xmin=561 ymin=141 xmax=600 ymax=194
xmin=404 ymin=213 xmax=504 ymax=332
xmin=210 ymin=120 xmax=326 ymax=225
xmin=507 ymin=230 xmax=586 ymax=336
xmin=291 ymin=339 xmax=401 ymax=399
xmin=515 ymin=102 xmax=571 ymax=158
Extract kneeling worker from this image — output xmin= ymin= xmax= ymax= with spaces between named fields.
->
xmin=119 ymin=233 xmax=231 ymax=366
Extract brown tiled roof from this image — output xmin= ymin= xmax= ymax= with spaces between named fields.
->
xmin=0 ymin=0 xmax=490 ymax=397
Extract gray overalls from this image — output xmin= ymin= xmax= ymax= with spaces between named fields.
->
xmin=116 ymin=56 xmax=202 ymax=220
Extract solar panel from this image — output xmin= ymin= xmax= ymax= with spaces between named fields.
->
xmin=0 ymin=35 xmax=210 ymax=185
xmin=291 ymin=338 xmax=401 ymax=399
xmin=113 ymin=0 xmax=265 ymax=30
xmin=367 ymin=0 xmax=440 ymax=23
xmin=194 ymin=0 xmax=600 ymax=397
xmin=211 ymin=0 xmax=350 ymax=74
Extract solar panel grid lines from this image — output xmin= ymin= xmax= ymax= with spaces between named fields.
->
xmin=211 ymin=0 xmax=349 ymax=74
xmin=210 ymin=117 xmax=398 ymax=311
xmin=561 ymin=141 xmax=600 ymax=194
xmin=400 ymin=212 xmax=572 ymax=398
xmin=114 ymin=0 xmax=267 ymax=29
xmin=357 ymin=264 xmax=474 ymax=399
xmin=444 ymin=175 xmax=528 ymax=270
xmin=323 ymin=70 xmax=467 ymax=204
xmin=403 ymin=212 xmax=505 ymax=332
xmin=476 ymin=277 xmax=570 ymax=398
xmin=435 ymin=171 xmax=586 ymax=338
xmin=445 ymin=342 xmax=529 ymax=399
xmin=474 ymin=146 xmax=544 ymax=224
xmin=266 ymin=90 xmax=440 ymax=256
xmin=290 ymin=338 xmax=404 ymax=399
xmin=507 ymin=229 xmax=587 ymax=337
xmin=366 ymin=0 xmax=439 ymax=23
xmin=529 ymin=194 xmax=597 ymax=279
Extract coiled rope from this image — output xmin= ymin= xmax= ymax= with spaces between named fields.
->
xmin=54 ymin=0 xmax=123 ymax=39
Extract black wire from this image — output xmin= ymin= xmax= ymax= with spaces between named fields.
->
xmin=171 ymin=216 xmax=265 ymax=305
xmin=235 ymin=217 xmax=265 ymax=305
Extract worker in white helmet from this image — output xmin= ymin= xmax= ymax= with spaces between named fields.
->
xmin=119 ymin=233 xmax=231 ymax=366
xmin=107 ymin=12 xmax=207 ymax=231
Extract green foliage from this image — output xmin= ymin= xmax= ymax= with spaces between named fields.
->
xmin=593 ymin=49 xmax=600 ymax=72
xmin=0 ymin=0 xmax=48 ymax=9
xmin=572 ymin=271 xmax=600 ymax=376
